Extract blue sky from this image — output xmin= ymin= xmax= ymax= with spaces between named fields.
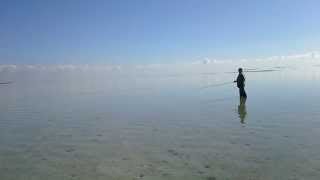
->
xmin=1 ymin=0 xmax=320 ymax=64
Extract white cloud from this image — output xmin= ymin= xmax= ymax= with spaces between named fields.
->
xmin=0 ymin=65 xmax=17 ymax=72
xmin=203 ymin=57 xmax=211 ymax=64
xmin=260 ymin=51 xmax=320 ymax=62
xmin=196 ymin=51 xmax=320 ymax=65
xmin=1 ymin=51 xmax=319 ymax=73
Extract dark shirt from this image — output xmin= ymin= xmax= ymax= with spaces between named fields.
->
xmin=236 ymin=74 xmax=245 ymax=88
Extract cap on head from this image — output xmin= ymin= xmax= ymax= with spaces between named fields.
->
xmin=238 ymin=68 xmax=243 ymax=73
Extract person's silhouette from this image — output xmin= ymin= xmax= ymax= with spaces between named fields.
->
xmin=234 ymin=68 xmax=247 ymax=99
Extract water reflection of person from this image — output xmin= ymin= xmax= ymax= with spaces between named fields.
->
xmin=238 ymin=97 xmax=247 ymax=124
xmin=234 ymin=68 xmax=247 ymax=99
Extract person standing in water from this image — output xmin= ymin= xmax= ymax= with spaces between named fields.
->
xmin=234 ymin=68 xmax=247 ymax=99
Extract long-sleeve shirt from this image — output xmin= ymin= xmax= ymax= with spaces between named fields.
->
xmin=236 ymin=74 xmax=245 ymax=88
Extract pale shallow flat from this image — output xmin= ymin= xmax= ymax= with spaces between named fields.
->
xmin=0 ymin=62 xmax=320 ymax=180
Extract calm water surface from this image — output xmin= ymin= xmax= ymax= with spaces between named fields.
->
xmin=0 ymin=64 xmax=320 ymax=180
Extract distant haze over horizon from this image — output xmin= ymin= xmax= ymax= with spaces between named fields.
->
xmin=1 ymin=0 xmax=320 ymax=64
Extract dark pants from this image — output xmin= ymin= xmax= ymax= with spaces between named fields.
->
xmin=239 ymin=87 xmax=247 ymax=98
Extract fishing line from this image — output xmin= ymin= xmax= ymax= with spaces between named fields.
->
xmin=199 ymin=81 xmax=234 ymax=90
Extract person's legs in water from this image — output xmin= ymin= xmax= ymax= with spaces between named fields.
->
xmin=239 ymin=87 xmax=247 ymax=99
xmin=240 ymin=95 xmax=247 ymax=105
xmin=238 ymin=99 xmax=247 ymax=123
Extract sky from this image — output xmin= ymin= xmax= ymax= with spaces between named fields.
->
xmin=0 ymin=0 xmax=320 ymax=65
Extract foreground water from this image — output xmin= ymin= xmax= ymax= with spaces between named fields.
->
xmin=0 ymin=62 xmax=320 ymax=180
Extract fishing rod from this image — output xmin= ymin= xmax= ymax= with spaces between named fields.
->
xmin=0 ymin=81 xmax=13 ymax=85
xmin=200 ymin=81 xmax=234 ymax=90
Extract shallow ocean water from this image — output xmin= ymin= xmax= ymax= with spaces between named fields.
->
xmin=0 ymin=62 xmax=320 ymax=180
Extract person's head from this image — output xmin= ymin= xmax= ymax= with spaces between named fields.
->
xmin=238 ymin=68 xmax=243 ymax=73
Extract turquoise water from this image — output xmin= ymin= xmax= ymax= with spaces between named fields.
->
xmin=0 ymin=63 xmax=320 ymax=180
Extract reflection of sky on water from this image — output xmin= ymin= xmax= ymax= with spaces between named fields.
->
xmin=0 ymin=60 xmax=320 ymax=179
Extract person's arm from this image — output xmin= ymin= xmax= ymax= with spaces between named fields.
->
xmin=234 ymin=76 xmax=238 ymax=83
